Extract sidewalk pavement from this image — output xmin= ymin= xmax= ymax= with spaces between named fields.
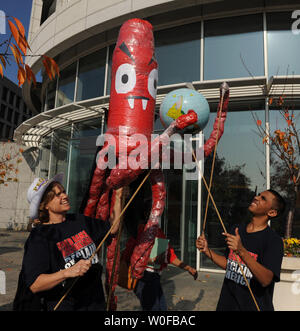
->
xmin=0 ymin=230 xmax=224 ymax=311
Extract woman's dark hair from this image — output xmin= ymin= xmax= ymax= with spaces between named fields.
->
xmin=27 ymin=181 xmax=65 ymax=231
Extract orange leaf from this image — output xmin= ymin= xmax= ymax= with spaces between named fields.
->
xmin=12 ymin=17 xmax=25 ymax=37
xmin=13 ymin=17 xmax=30 ymax=55
xmin=20 ymin=37 xmax=28 ymax=55
xmin=21 ymin=34 xmax=31 ymax=52
xmin=0 ymin=63 xmax=3 ymax=78
xmin=283 ymin=142 xmax=289 ymax=151
xmin=12 ymin=44 xmax=23 ymax=65
xmin=262 ymin=136 xmax=268 ymax=144
xmin=268 ymin=98 xmax=273 ymax=105
xmin=0 ymin=55 xmax=6 ymax=68
xmin=10 ymin=45 xmax=20 ymax=66
xmin=16 ymin=33 xmax=30 ymax=56
xmin=44 ymin=55 xmax=60 ymax=77
xmin=8 ymin=18 xmax=28 ymax=55
xmin=42 ymin=58 xmax=54 ymax=79
xmin=25 ymin=64 xmax=37 ymax=86
xmin=43 ymin=55 xmax=55 ymax=78
xmin=17 ymin=66 xmax=26 ymax=86
xmin=8 ymin=19 xmax=20 ymax=44
xmin=49 ymin=57 xmax=60 ymax=77
xmin=287 ymin=119 xmax=292 ymax=126
xmin=24 ymin=64 xmax=31 ymax=83
xmin=42 ymin=55 xmax=59 ymax=79
xmin=257 ymin=120 xmax=262 ymax=126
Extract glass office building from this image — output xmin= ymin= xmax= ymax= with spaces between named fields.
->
xmin=15 ymin=0 xmax=300 ymax=272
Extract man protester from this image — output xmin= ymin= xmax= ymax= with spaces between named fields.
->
xmin=196 ymin=189 xmax=285 ymax=311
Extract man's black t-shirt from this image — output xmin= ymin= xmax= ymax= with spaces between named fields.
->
xmin=21 ymin=214 xmax=111 ymax=311
xmin=216 ymin=223 xmax=283 ymax=311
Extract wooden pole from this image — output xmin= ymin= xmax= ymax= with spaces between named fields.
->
xmin=202 ymin=94 xmax=224 ymax=233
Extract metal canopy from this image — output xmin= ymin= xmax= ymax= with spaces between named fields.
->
xmin=14 ymin=76 xmax=300 ymax=147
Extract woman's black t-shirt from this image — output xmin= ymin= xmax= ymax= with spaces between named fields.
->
xmin=216 ymin=223 xmax=283 ymax=311
xmin=21 ymin=214 xmax=111 ymax=311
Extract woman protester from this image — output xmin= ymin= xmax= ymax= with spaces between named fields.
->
xmin=13 ymin=173 xmax=123 ymax=311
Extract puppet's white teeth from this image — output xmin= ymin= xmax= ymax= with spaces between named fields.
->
xmin=142 ymin=99 xmax=148 ymax=110
xmin=128 ymin=99 xmax=134 ymax=109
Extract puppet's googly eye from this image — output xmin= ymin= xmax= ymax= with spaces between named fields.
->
xmin=148 ymin=68 xmax=158 ymax=99
xmin=115 ymin=63 xmax=136 ymax=94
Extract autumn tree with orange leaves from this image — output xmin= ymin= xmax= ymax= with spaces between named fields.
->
xmin=0 ymin=14 xmax=59 ymax=187
xmin=254 ymin=97 xmax=300 ymax=238
xmin=0 ymin=142 xmax=23 ymax=186
xmin=0 ymin=15 xmax=59 ymax=85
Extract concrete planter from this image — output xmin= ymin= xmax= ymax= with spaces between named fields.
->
xmin=273 ymin=257 xmax=300 ymax=311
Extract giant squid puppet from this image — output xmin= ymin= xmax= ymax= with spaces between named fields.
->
xmin=83 ymin=18 xmax=230 ymax=309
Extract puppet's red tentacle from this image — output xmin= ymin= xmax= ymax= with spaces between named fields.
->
xmin=95 ymin=185 xmax=111 ymax=220
xmin=204 ymin=82 xmax=230 ymax=157
xmin=83 ymin=145 xmax=110 ymax=219
xmin=130 ymin=169 xmax=166 ymax=279
xmin=84 ymin=167 xmax=107 ymax=218
xmin=106 ymin=155 xmax=145 ymax=190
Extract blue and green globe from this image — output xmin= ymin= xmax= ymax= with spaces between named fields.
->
xmin=159 ymin=88 xmax=210 ymax=133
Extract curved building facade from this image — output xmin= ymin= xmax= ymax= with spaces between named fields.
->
xmin=14 ymin=0 xmax=300 ymax=271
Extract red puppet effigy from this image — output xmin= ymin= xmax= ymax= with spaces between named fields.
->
xmin=83 ymin=18 xmax=230 ymax=310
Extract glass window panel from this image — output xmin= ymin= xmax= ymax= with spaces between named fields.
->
xmin=9 ymin=92 xmax=15 ymax=106
xmin=41 ymin=0 xmax=57 ymax=25
xmin=5 ymin=125 xmax=11 ymax=139
xmin=267 ymin=12 xmax=300 ymax=77
xmin=2 ymin=86 xmax=8 ymax=102
xmin=67 ymin=118 xmax=104 ymax=214
xmin=269 ymin=109 xmax=300 ymax=238
xmin=155 ymin=22 xmax=201 ymax=86
xmin=182 ymin=167 xmax=198 ymax=268
xmin=49 ymin=126 xmax=72 ymax=182
xmin=204 ymin=14 xmax=264 ymax=80
xmin=73 ymin=118 xmax=102 ymax=138
xmin=45 ymin=79 xmax=57 ymax=111
xmin=67 ymin=139 xmax=95 ymax=214
xmin=153 ymin=115 xmax=164 ymax=133
xmin=0 ymin=104 xmax=6 ymax=119
xmin=162 ymin=169 xmax=184 ymax=259
xmin=76 ymin=49 xmax=106 ymax=101
xmin=57 ymin=63 xmax=76 ymax=107
xmin=106 ymin=44 xmax=115 ymax=96
xmin=16 ymin=96 xmax=21 ymax=109
xmin=7 ymin=108 xmax=13 ymax=122
xmin=38 ymin=136 xmax=51 ymax=179
xmin=0 ymin=122 xmax=3 ymax=138
xmin=14 ymin=113 xmax=19 ymax=126
xmin=201 ymin=109 xmax=265 ymax=270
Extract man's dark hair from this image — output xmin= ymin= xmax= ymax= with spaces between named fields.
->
xmin=268 ymin=189 xmax=286 ymax=218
